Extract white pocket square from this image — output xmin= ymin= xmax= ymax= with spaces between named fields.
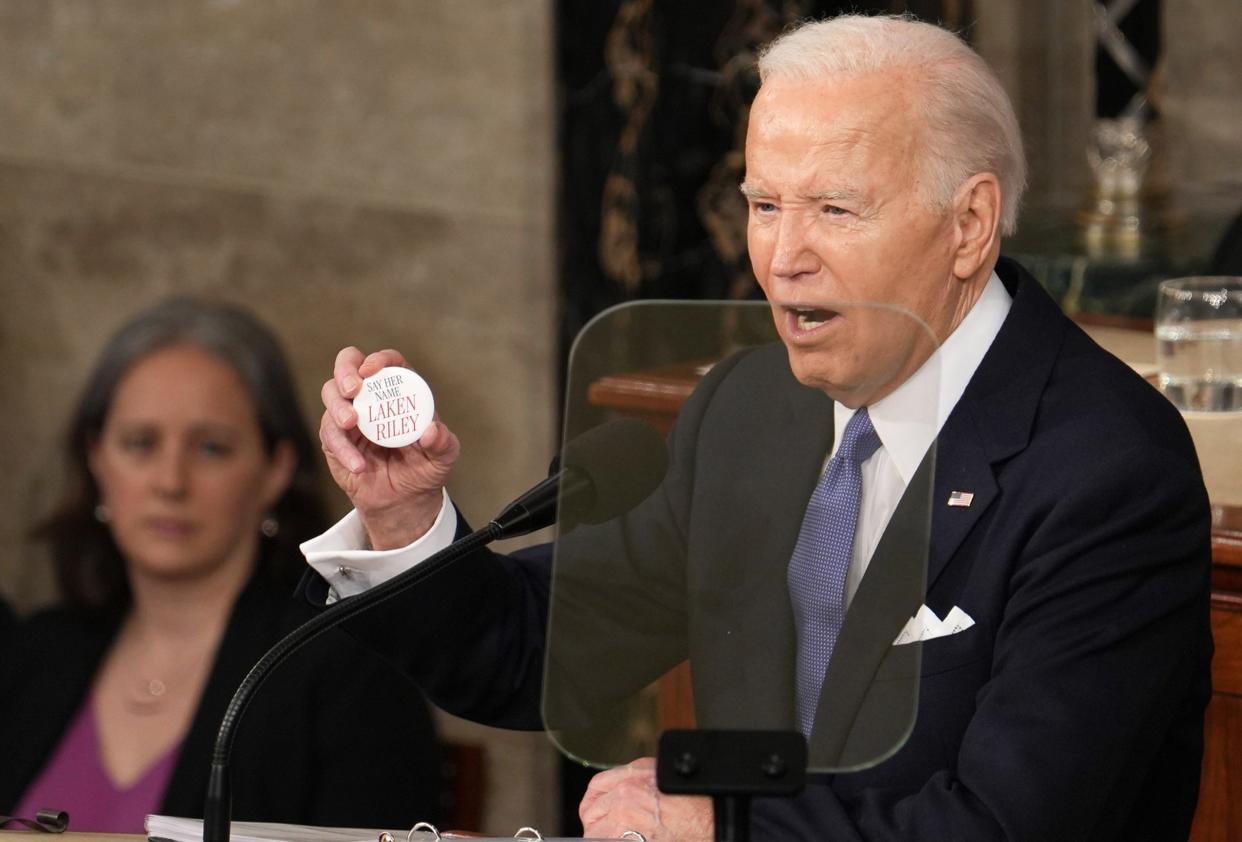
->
xmin=893 ymin=605 xmax=975 ymax=645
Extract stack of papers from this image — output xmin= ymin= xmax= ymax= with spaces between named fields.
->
xmin=146 ymin=816 xmax=424 ymax=842
xmin=146 ymin=815 xmax=622 ymax=842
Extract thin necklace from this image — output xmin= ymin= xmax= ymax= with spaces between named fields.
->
xmin=119 ymin=629 xmax=217 ymax=716
xmin=125 ymin=676 xmax=173 ymax=716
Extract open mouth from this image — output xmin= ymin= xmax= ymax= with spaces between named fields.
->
xmin=785 ymin=306 xmax=840 ymax=333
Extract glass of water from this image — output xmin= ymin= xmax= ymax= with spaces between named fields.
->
xmin=1156 ymin=277 xmax=1242 ymax=412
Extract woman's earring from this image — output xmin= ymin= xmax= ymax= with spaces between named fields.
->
xmin=94 ymin=503 xmax=111 ymax=523
xmin=260 ymin=515 xmax=279 ymax=538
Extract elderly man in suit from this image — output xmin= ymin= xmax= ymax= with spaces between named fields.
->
xmin=306 ymin=14 xmax=1212 ymax=842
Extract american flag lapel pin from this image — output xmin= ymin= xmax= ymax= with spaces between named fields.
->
xmin=947 ymin=491 xmax=974 ymax=507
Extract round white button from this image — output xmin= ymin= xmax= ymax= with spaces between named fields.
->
xmin=352 ymin=366 xmax=435 ymax=449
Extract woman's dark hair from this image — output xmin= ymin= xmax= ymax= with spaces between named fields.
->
xmin=34 ymin=297 xmax=328 ymax=611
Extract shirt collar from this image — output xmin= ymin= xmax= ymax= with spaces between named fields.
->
xmin=832 ymin=270 xmax=1012 ymax=482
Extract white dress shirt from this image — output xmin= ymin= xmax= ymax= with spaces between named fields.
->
xmin=302 ymin=272 xmax=1012 ymax=605
xmin=302 ymin=488 xmax=457 ymax=602
xmin=838 ymin=271 xmax=1011 ymax=606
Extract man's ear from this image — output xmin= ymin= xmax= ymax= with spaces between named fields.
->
xmin=951 ymin=172 xmax=1002 ymax=279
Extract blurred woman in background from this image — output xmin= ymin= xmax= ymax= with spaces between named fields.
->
xmin=0 ymin=298 xmax=442 ymax=833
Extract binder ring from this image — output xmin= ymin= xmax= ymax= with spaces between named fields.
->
xmin=621 ymin=832 xmax=648 ymax=842
xmin=408 ymin=822 xmax=441 ymax=841
xmin=513 ymin=829 xmax=544 ymax=840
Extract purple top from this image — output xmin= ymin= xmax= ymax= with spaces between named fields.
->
xmin=13 ymin=694 xmax=182 ymax=834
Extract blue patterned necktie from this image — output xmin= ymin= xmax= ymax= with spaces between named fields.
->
xmin=788 ymin=407 xmax=882 ymax=736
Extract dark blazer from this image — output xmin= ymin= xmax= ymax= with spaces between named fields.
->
xmin=336 ymin=257 xmax=1213 ymax=841
xmin=0 ymin=595 xmax=11 ymax=645
xmin=0 ymin=568 xmax=443 ymax=830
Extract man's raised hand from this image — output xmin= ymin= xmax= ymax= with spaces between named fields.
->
xmin=319 ymin=347 xmax=460 ymax=550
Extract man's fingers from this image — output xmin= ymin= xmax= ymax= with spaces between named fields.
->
xmin=580 ymin=781 xmax=654 ymax=828
xmin=580 ymin=762 xmax=658 ymax=825
xmin=359 ymin=348 xmax=409 ymax=379
xmin=321 ymin=376 xmax=358 ymax=430
xmin=320 ymin=407 xmax=365 ymax=474
xmin=333 ymin=345 xmax=415 ymax=401
xmin=415 ymin=421 xmax=440 ymax=455
xmin=334 ymin=346 xmax=366 ymax=398
xmin=583 ymin=763 xmax=649 ymax=800
xmin=324 ymin=363 xmax=454 ymax=477
xmin=583 ymin=760 xmax=656 ymax=802
xmin=416 ymin=417 xmax=460 ymax=460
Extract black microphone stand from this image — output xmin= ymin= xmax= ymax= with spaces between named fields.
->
xmin=203 ymin=522 xmax=503 ymax=842
xmin=202 ymin=472 xmax=569 ymax=842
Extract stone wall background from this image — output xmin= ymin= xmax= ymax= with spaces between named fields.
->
xmin=975 ymin=0 xmax=1242 ymax=217
xmin=1161 ymin=0 xmax=1242 ymax=212
xmin=0 ymin=0 xmax=558 ymax=834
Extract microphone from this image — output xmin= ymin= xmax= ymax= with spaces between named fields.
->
xmin=491 ymin=417 xmax=669 ymax=537
xmin=203 ymin=418 xmax=668 ymax=842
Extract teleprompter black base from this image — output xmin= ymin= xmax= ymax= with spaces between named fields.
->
xmin=656 ymin=730 xmax=807 ymax=842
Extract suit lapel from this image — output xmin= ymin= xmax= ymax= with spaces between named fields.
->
xmin=925 ymin=411 xmax=997 ymax=589
xmin=926 ymin=258 xmax=1067 ymax=588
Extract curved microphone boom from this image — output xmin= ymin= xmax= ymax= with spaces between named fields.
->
xmin=203 ymin=418 xmax=668 ymax=842
xmin=491 ymin=417 xmax=668 ymax=537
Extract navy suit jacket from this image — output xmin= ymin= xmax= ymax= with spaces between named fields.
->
xmin=339 ymin=257 xmax=1213 ymax=841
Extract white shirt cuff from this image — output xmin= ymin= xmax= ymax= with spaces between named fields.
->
xmin=299 ymin=488 xmax=458 ymax=602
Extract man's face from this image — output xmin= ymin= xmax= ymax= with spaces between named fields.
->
xmin=743 ymin=73 xmax=963 ymax=407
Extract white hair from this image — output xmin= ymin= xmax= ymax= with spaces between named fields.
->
xmin=757 ymin=14 xmax=1027 ymax=235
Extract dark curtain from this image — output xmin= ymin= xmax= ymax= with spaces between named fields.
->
xmin=1094 ymin=0 xmax=1161 ymax=119
xmin=556 ymin=0 xmax=974 ymax=394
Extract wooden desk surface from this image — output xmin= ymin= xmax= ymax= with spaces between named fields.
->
xmin=1214 ymin=504 xmax=1242 ymax=599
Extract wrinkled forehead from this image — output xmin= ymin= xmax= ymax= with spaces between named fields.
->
xmin=745 ymin=73 xmax=923 ymax=171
